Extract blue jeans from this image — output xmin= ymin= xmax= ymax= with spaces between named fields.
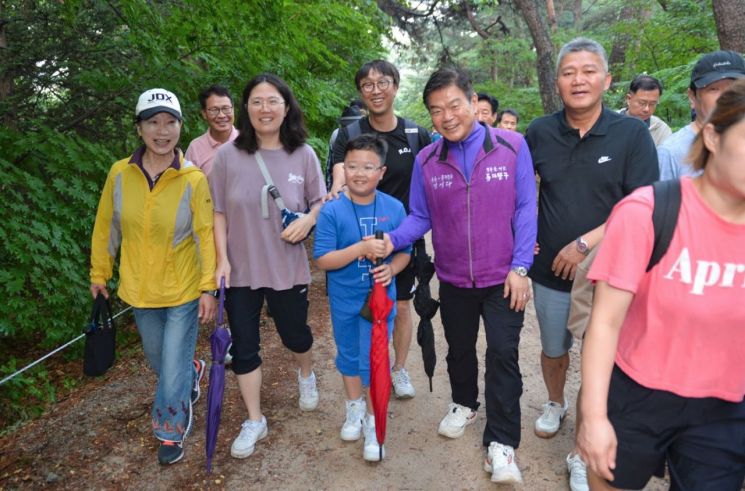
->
xmin=134 ymin=299 xmax=199 ymax=442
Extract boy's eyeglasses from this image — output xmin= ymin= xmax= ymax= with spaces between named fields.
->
xmin=345 ymin=163 xmax=384 ymax=175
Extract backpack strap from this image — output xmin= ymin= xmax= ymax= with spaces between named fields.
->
xmin=646 ymin=179 xmax=682 ymax=272
xmin=403 ymin=118 xmax=422 ymax=158
xmin=347 ymin=119 xmax=362 ymax=140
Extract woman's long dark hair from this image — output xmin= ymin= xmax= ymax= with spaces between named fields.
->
xmin=233 ymin=73 xmax=307 ymax=154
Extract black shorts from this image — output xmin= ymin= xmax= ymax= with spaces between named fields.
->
xmin=395 ymin=257 xmax=415 ymax=301
xmin=606 ymin=365 xmax=745 ymax=490
xmin=395 ymin=238 xmax=426 ymax=301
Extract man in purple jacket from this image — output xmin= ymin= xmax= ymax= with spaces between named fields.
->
xmin=385 ymin=67 xmax=537 ymax=483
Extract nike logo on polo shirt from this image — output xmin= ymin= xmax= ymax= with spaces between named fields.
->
xmin=597 ymin=156 xmax=612 ymax=164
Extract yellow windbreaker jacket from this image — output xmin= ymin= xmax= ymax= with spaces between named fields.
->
xmin=90 ymin=153 xmax=217 ymax=308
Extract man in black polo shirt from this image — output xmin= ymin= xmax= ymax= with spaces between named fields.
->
xmin=525 ymin=37 xmax=658 ymax=491
xmin=329 ymin=59 xmax=431 ymax=400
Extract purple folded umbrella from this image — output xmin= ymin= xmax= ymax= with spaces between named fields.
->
xmin=206 ymin=277 xmax=231 ymax=472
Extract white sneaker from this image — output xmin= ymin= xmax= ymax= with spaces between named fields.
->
xmin=484 ymin=442 xmax=523 ymax=483
xmin=437 ymin=402 xmax=477 ymax=438
xmin=230 ymin=416 xmax=268 ymax=459
xmin=298 ymin=370 xmax=319 ymax=411
xmin=362 ymin=414 xmax=385 ymax=462
xmin=340 ymin=398 xmax=366 ymax=441
xmin=392 ymin=367 xmax=416 ymax=399
xmin=534 ymin=400 xmax=568 ymax=438
xmin=567 ymin=452 xmax=589 ymax=491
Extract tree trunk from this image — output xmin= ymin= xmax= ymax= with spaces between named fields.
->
xmin=547 ymin=0 xmax=557 ymax=32
xmin=712 ymin=0 xmax=745 ymax=52
xmin=573 ymin=0 xmax=583 ymax=29
xmin=514 ymin=0 xmax=560 ymax=114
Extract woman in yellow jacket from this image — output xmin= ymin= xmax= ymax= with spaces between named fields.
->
xmin=89 ymin=89 xmax=217 ymax=465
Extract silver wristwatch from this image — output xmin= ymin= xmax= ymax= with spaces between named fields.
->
xmin=510 ymin=266 xmax=528 ymax=277
xmin=575 ymin=237 xmax=590 ymax=256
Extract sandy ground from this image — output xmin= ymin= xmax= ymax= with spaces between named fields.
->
xmin=0 ymin=242 xmax=669 ymax=490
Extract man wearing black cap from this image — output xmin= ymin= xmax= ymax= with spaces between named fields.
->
xmin=658 ymin=50 xmax=745 ymax=180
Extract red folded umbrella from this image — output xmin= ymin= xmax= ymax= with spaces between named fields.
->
xmin=368 ymin=231 xmax=394 ymax=461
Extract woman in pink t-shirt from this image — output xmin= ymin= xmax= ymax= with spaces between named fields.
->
xmin=577 ymin=80 xmax=745 ymax=490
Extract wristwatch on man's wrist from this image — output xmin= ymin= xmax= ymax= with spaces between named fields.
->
xmin=201 ymin=290 xmax=219 ymax=298
xmin=510 ymin=266 xmax=528 ymax=277
xmin=575 ymin=236 xmax=590 ymax=256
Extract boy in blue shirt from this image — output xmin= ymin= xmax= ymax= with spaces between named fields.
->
xmin=314 ymin=134 xmax=411 ymax=462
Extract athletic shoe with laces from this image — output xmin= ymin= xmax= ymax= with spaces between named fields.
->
xmin=191 ymin=359 xmax=206 ymax=404
xmin=340 ymin=398 xmax=366 ymax=441
xmin=298 ymin=370 xmax=319 ymax=411
xmin=391 ymin=367 xmax=416 ymax=399
xmin=437 ymin=402 xmax=477 ymax=438
xmin=534 ymin=400 xmax=568 ymax=438
xmin=157 ymin=440 xmax=184 ymax=465
xmin=566 ymin=452 xmax=589 ymax=491
xmin=362 ymin=414 xmax=385 ymax=462
xmin=231 ymin=416 xmax=268 ymax=459
xmin=483 ymin=442 xmax=523 ymax=483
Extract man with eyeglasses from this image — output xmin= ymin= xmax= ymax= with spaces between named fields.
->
xmin=618 ymin=75 xmax=671 ymax=145
xmin=329 ymin=60 xmax=431 ymax=400
xmin=185 ymin=85 xmax=238 ymax=176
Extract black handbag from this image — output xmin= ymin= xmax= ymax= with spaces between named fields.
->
xmin=83 ymin=293 xmax=116 ymax=377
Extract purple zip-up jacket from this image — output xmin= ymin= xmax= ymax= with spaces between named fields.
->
xmin=390 ymin=122 xmax=537 ymax=288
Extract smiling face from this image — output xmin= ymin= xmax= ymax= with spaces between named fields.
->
xmin=556 ymin=50 xmax=611 ymax=114
xmin=202 ymin=94 xmax=234 ymax=134
xmin=476 ymin=100 xmax=497 ymax=125
xmin=344 ymin=149 xmax=386 ymax=200
xmin=247 ymin=82 xmax=288 ymax=141
xmin=358 ymin=69 xmax=398 ymax=117
xmin=427 ymin=84 xmax=477 ymax=143
xmin=137 ymin=112 xmax=182 ymax=157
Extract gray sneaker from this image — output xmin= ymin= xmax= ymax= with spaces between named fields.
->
xmin=567 ymin=452 xmax=589 ymax=491
xmin=392 ymin=367 xmax=416 ymax=399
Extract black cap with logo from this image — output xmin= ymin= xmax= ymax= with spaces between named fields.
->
xmin=691 ymin=50 xmax=745 ymax=89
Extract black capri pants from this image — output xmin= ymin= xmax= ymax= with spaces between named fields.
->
xmin=225 ymin=285 xmax=313 ymax=375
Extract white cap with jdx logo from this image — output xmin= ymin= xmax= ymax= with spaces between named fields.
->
xmin=135 ymin=88 xmax=182 ymax=121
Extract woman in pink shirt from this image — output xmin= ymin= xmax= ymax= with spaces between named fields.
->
xmin=577 ymin=80 xmax=745 ymax=490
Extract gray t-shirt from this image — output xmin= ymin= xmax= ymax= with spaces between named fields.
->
xmin=657 ymin=124 xmax=699 ymax=181
xmin=209 ymin=143 xmax=326 ymax=290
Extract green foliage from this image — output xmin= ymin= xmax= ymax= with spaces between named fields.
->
xmin=0 ymin=0 xmax=387 ymax=426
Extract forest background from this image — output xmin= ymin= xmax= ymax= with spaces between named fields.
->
xmin=0 ymin=0 xmax=742 ymax=430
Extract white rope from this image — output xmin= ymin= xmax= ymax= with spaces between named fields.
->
xmin=0 ymin=305 xmax=133 ymax=386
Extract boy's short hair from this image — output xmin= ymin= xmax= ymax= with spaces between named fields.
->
xmin=344 ymin=133 xmax=388 ymax=165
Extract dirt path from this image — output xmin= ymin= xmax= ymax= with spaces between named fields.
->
xmin=0 ymin=248 xmax=667 ymax=490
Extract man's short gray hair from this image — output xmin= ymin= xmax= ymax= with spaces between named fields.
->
xmin=556 ymin=37 xmax=609 ymax=73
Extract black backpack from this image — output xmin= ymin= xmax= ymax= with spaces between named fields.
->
xmin=647 ymin=179 xmax=682 ymax=272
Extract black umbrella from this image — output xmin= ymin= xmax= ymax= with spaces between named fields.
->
xmin=412 ymin=241 xmax=439 ymax=391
